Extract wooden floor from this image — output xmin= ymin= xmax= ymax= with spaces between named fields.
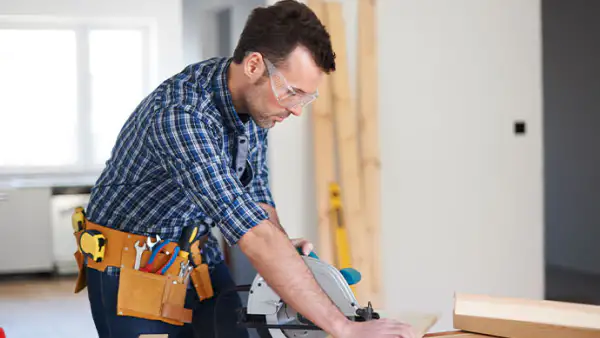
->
xmin=0 ymin=274 xmax=97 ymax=338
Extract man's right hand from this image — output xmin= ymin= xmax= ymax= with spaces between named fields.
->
xmin=338 ymin=319 xmax=416 ymax=338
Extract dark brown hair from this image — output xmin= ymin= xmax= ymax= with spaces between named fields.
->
xmin=232 ymin=0 xmax=336 ymax=74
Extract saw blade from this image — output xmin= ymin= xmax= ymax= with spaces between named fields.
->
xmin=266 ymin=303 xmax=327 ymax=338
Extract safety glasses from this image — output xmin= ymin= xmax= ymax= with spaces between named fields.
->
xmin=263 ymin=58 xmax=318 ymax=109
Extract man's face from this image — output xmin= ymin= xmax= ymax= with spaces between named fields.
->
xmin=243 ymin=46 xmax=322 ymax=129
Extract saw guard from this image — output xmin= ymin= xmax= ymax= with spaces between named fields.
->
xmin=246 ymin=256 xmax=360 ymax=338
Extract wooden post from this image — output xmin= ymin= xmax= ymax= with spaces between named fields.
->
xmin=325 ymin=1 xmax=369 ymax=305
xmin=307 ymin=0 xmax=336 ymax=265
xmin=357 ymin=0 xmax=382 ymax=307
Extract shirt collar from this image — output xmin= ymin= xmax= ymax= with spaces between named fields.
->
xmin=211 ymin=57 xmax=246 ymax=135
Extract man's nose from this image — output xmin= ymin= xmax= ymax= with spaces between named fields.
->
xmin=289 ymin=106 xmax=302 ymax=116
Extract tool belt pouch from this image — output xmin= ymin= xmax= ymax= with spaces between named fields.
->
xmin=191 ymin=263 xmax=214 ymax=301
xmin=116 ymin=245 xmax=192 ymax=326
xmin=188 ymin=238 xmax=214 ymax=301
xmin=73 ymin=230 xmax=87 ymax=294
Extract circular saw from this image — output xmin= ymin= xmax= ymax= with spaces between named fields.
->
xmin=237 ymin=251 xmax=379 ymax=338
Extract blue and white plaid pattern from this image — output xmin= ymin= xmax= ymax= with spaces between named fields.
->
xmin=86 ymin=57 xmax=275 ymax=275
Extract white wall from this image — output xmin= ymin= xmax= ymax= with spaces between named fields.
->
xmin=183 ymin=0 xmax=204 ymax=65
xmin=0 ymin=0 xmax=184 ymax=85
xmin=267 ymin=0 xmax=544 ymax=332
xmin=378 ymin=0 xmax=544 ymax=331
xmin=230 ymin=1 xmax=264 ymax=53
xmin=184 ymin=0 xmax=263 ymax=66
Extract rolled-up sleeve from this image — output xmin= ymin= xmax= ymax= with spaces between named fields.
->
xmin=147 ymin=104 xmax=269 ymax=245
xmin=246 ymin=128 xmax=276 ymax=208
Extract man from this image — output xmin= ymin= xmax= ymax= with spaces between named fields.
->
xmin=84 ymin=0 xmax=415 ymax=337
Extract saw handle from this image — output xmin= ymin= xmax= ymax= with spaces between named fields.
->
xmin=296 ymin=247 xmax=319 ymax=260
xmin=297 ymin=247 xmax=362 ymax=286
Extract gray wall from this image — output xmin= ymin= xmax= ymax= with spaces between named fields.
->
xmin=182 ymin=0 xmax=203 ymax=65
xmin=544 ymin=0 xmax=600 ymax=275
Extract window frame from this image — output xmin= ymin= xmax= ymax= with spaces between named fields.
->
xmin=0 ymin=16 xmax=155 ymax=177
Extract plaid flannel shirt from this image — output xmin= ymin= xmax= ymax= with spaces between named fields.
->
xmin=86 ymin=57 xmax=276 ymax=276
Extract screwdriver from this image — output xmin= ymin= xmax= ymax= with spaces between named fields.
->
xmin=178 ymin=223 xmax=199 ymax=260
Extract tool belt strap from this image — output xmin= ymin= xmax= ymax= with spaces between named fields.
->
xmin=80 ymin=221 xmax=207 ymax=272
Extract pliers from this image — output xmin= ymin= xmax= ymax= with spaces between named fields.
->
xmin=139 ymin=239 xmax=180 ymax=275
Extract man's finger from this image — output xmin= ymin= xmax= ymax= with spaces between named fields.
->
xmin=303 ymin=242 xmax=314 ymax=255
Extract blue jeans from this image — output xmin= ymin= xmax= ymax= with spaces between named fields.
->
xmin=86 ymin=262 xmax=249 ymax=338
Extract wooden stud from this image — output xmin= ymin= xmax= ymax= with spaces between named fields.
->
xmin=454 ymin=293 xmax=600 ymax=338
xmin=325 ymin=0 xmax=369 ymax=305
xmin=306 ymin=0 xmax=336 ymax=266
xmin=357 ymin=0 xmax=382 ymax=307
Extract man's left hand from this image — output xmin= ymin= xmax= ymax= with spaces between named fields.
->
xmin=291 ymin=238 xmax=314 ymax=256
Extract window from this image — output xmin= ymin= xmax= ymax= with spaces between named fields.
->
xmin=0 ymin=29 xmax=78 ymax=168
xmin=89 ymin=29 xmax=145 ymax=165
xmin=0 ymin=22 xmax=151 ymax=174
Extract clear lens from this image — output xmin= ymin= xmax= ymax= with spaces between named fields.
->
xmin=265 ymin=58 xmax=317 ymax=109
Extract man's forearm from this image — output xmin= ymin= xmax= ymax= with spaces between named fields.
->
xmin=259 ymin=202 xmax=287 ymax=235
xmin=238 ymin=220 xmax=350 ymax=337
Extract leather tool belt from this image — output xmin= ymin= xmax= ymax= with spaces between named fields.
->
xmin=72 ymin=212 xmax=214 ymax=326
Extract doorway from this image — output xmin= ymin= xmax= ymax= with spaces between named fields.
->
xmin=543 ymin=0 xmax=600 ymax=305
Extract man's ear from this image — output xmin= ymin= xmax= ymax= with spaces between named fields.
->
xmin=243 ymin=52 xmax=265 ymax=83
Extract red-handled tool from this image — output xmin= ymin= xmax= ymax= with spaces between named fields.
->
xmin=139 ymin=240 xmax=179 ymax=275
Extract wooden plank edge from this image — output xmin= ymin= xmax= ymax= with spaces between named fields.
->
xmin=454 ymin=293 xmax=600 ymax=338
xmin=454 ymin=314 xmax=600 ymax=338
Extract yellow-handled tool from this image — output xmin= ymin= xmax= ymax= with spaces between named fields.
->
xmin=178 ymin=224 xmax=199 ymax=261
xmin=329 ymin=183 xmax=354 ymax=292
xmin=71 ymin=206 xmax=86 ymax=233
xmin=71 ymin=207 xmax=106 ymax=263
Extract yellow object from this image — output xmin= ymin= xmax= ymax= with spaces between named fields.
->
xmin=178 ymin=225 xmax=199 ymax=260
xmin=71 ymin=206 xmax=86 ymax=233
xmin=329 ymin=183 xmax=355 ymax=293
xmin=79 ymin=230 xmax=106 ymax=263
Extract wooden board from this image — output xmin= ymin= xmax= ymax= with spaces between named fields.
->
xmin=425 ymin=331 xmax=498 ymax=338
xmin=357 ymin=0 xmax=382 ymax=307
xmin=381 ymin=311 xmax=439 ymax=337
xmin=454 ymin=293 xmax=600 ymax=338
xmin=325 ymin=0 xmax=370 ymax=306
xmin=307 ymin=0 xmax=336 ymax=267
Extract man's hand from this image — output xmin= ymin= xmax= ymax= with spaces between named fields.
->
xmin=338 ymin=319 xmax=416 ymax=338
xmin=291 ymin=237 xmax=314 ymax=256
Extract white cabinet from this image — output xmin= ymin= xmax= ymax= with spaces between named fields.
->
xmin=0 ymin=187 xmax=54 ymax=273
xmin=51 ymin=192 xmax=90 ymax=275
